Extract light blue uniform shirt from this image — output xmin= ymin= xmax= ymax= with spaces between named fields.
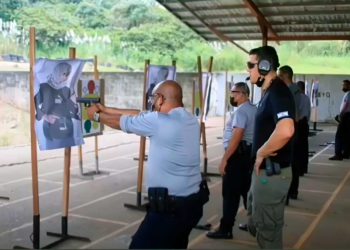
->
xmin=120 ymin=107 xmax=201 ymax=196
xmin=223 ymin=102 xmax=257 ymax=150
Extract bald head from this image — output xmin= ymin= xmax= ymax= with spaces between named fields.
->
xmin=154 ymin=80 xmax=183 ymax=107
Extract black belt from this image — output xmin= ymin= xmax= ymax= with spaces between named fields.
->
xmin=148 ymin=180 xmax=209 ymax=214
xmin=241 ymin=140 xmax=252 ymax=147
xmin=167 ymin=191 xmax=201 ymax=205
xmin=237 ymin=140 xmax=252 ymax=154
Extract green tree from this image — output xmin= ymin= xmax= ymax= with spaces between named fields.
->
xmin=175 ymin=40 xmax=215 ymax=71
xmin=116 ymin=21 xmax=202 ymax=68
xmin=75 ymin=2 xmax=110 ymax=29
xmin=214 ymin=46 xmax=246 ymax=71
xmin=0 ymin=0 xmax=28 ymax=21
xmin=110 ymin=0 xmax=158 ymax=30
xmin=15 ymin=4 xmax=80 ymax=48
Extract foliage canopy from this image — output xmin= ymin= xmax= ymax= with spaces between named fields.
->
xmin=1 ymin=0 xmax=349 ymax=73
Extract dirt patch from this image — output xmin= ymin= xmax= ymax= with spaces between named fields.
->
xmin=0 ymin=101 xmax=30 ymax=146
xmin=0 ymin=61 xmax=29 ymax=71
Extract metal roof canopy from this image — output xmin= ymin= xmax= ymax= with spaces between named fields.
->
xmin=155 ymin=0 xmax=350 ymax=53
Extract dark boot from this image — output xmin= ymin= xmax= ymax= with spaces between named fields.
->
xmin=238 ymin=223 xmax=248 ymax=231
xmin=206 ymin=229 xmax=233 ymax=239
xmin=329 ymin=155 xmax=343 ymax=161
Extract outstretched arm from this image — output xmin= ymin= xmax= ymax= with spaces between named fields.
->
xmin=95 ymin=103 xmax=139 ymax=116
xmin=87 ymin=104 xmax=140 ymax=130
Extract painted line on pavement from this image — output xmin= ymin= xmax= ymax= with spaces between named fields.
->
xmin=124 ymin=190 xmax=147 ymax=196
xmin=294 ymin=145 xmax=350 ymax=249
xmin=188 ymin=214 xmax=219 ymax=248
xmin=0 ymin=185 xmax=137 ymax=238
xmin=188 ymin=207 xmax=249 ymax=248
xmin=79 ymin=218 xmax=143 ymax=249
xmin=231 ymin=239 xmax=258 ymax=247
xmin=1 ymin=152 xmax=138 ymax=186
xmin=0 ymin=166 xmax=137 ymax=208
xmin=299 ymin=189 xmax=332 ymax=194
xmin=309 ymin=162 xmax=335 ymax=166
xmin=285 ymin=210 xmax=317 ymax=217
xmin=70 ymin=213 xmax=129 ymax=226
xmin=308 ymin=144 xmax=333 ymax=162
xmin=38 ymin=178 xmax=63 ymax=185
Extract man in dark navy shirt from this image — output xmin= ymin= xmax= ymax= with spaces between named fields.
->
xmin=245 ymin=46 xmax=295 ymax=249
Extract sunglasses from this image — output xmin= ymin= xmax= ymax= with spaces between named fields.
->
xmin=148 ymin=93 xmax=164 ymax=104
xmin=247 ymin=61 xmax=258 ymax=69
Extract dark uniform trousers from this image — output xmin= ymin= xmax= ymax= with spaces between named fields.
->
xmin=129 ymin=182 xmax=208 ymax=249
xmin=289 ymin=117 xmax=309 ymax=199
xmin=220 ymin=141 xmax=252 ymax=233
xmin=335 ymin=112 xmax=350 ymax=157
xmin=298 ymin=117 xmax=309 ymax=175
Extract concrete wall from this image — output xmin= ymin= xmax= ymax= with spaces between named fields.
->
xmin=214 ymin=72 xmax=350 ymax=122
xmin=294 ymin=74 xmax=348 ymax=122
xmin=0 ymin=71 xmax=349 ymax=122
xmin=0 ymin=71 xmax=199 ymax=111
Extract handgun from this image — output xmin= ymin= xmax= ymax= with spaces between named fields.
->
xmin=265 ymin=158 xmax=274 ymax=176
xmin=265 ymin=158 xmax=281 ymax=176
xmin=76 ymin=97 xmax=100 ymax=107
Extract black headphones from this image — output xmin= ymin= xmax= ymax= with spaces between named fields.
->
xmin=258 ymin=59 xmax=272 ymax=76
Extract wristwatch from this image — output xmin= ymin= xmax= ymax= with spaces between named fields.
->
xmin=93 ymin=112 xmax=100 ymax=122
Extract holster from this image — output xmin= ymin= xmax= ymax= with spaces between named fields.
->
xmin=237 ymin=141 xmax=252 ymax=155
xmin=148 ymin=187 xmax=169 ymax=213
xmin=199 ymin=179 xmax=210 ymax=205
xmin=265 ymin=158 xmax=281 ymax=176
xmin=147 ymin=179 xmax=210 ymax=214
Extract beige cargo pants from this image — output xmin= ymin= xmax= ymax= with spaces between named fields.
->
xmin=247 ymin=167 xmax=292 ymax=249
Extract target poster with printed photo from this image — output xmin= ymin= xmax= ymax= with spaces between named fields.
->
xmin=310 ymin=79 xmax=320 ymax=122
xmin=34 ymin=59 xmax=85 ymax=150
xmin=146 ymin=65 xmax=176 ymax=111
xmin=194 ymin=72 xmax=212 ymax=121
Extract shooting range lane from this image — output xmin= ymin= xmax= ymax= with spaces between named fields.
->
xmin=0 ymin=121 xmax=349 ymax=249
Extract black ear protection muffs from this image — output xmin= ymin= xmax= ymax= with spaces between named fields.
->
xmin=258 ymin=59 xmax=271 ymax=76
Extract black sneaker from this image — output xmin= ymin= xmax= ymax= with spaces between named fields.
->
xmin=206 ymin=230 xmax=233 ymax=239
xmin=238 ymin=223 xmax=248 ymax=231
xmin=329 ymin=155 xmax=343 ymax=161
xmin=289 ymin=193 xmax=298 ymax=200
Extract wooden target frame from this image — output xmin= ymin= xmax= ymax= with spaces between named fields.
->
xmin=196 ymin=56 xmax=220 ymax=178
xmin=15 ymin=28 xmax=90 ymax=249
xmin=76 ymin=56 xmax=109 ymax=179
xmin=124 ymin=60 xmax=176 ymax=211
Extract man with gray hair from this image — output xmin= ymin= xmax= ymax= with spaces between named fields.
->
xmin=207 ymin=82 xmax=256 ymax=239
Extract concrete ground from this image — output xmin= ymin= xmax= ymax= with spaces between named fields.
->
xmin=0 ymin=117 xmax=349 ymax=249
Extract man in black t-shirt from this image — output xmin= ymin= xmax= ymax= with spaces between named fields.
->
xmin=245 ymin=46 xmax=295 ymax=249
